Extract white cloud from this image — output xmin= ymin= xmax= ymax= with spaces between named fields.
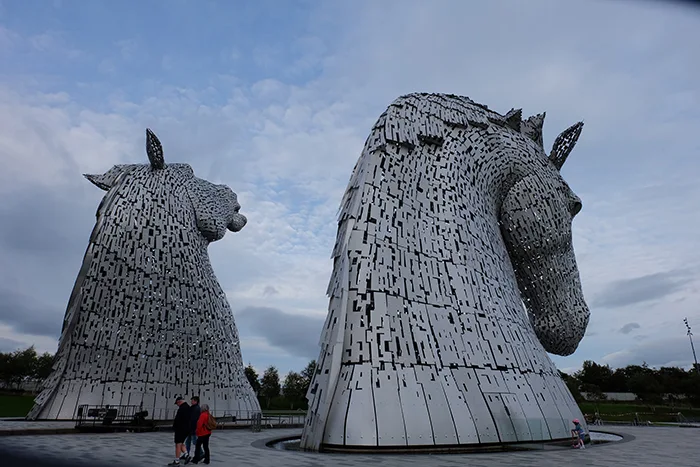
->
xmin=27 ymin=30 xmax=82 ymax=59
xmin=115 ymin=39 xmax=138 ymax=61
xmin=0 ymin=324 xmax=59 ymax=354
xmin=0 ymin=0 xmax=699 ymax=376
xmin=601 ymin=336 xmax=698 ymax=370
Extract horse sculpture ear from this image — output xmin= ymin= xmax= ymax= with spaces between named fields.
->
xmin=503 ymin=108 xmax=522 ymax=132
xmin=521 ymin=112 xmax=546 ymax=148
xmin=83 ymin=165 xmax=128 ymax=191
xmin=84 ymin=173 xmax=112 ymax=191
xmin=549 ymin=121 xmax=584 ymax=170
xmin=146 ymin=128 xmax=165 ymax=170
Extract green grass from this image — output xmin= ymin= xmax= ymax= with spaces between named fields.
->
xmin=579 ymin=402 xmax=700 ymax=422
xmin=0 ymin=396 xmax=306 ymax=419
xmin=2 ymin=396 xmax=697 ymax=422
xmin=262 ymin=409 xmax=307 ymax=416
xmin=0 ymin=395 xmax=35 ymax=417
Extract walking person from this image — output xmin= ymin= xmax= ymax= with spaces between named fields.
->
xmin=169 ymin=397 xmax=191 ymax=466
xmin=191 ymin=404 xmax=217 ymax=465
xmin=184 ymin=396 xmax=203 ymax=463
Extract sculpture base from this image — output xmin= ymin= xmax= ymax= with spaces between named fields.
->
xmin=319 ymin=439 xmax=576 ymax=454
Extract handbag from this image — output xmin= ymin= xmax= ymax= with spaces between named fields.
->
xmin=204 ymin=413 xmax=217 ymax=431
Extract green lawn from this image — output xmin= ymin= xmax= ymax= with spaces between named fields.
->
xmin=262 ymin=409 xmax=307 ymax=416
xmin=0 ymin=396 xmax=306 ymax=418
xmin=0 ymin=395 xmax=35 ymax=417
xmin=2 ymin=396 xmax=697 ymax=423
xmin=579 ymin=402 xmax=700 ymax=422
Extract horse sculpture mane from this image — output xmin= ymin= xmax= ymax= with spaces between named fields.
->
xmin=28 ymin=129 xmax=259 ymax=420
xmin=301 ymin=93 xmax=589 ymax=451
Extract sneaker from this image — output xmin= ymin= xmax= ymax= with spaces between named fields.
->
xmin=184 ymin=457 xmax=191 ymax=465
xmin=167 ymin=461 xmax=180 ymax=466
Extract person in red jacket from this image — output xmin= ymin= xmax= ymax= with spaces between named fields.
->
xmin=191 ymin=404 xmax=213 ymax=464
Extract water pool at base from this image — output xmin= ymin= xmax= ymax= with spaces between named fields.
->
xmin=267 ymin=430 xmax=624 ymax=452
xmin=589 ymin=431 xmax=624 ymax=442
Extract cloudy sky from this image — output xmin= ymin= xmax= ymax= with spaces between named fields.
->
xmin=1 ymin=0 xmax=699 ymax=377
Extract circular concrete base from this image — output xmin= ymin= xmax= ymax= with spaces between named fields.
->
xmin=257 ymin=430 xmax=630 ymax=455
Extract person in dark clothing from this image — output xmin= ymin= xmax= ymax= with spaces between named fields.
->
xmin=169 ymin=397 xmax=191 ymax=466
xmin=184 ymin=396 xmax=203 ymax=462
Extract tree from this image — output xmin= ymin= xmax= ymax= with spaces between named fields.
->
xmin=282 ymin=371 xmax=307 ymax=409
xmin=14 ymin=347 xmax=37 ymax=387
xmin=681 ymin=371 xmax=700 ymax=405
xmin=244 ymin=364 xmax=261 ymax=395
xmin=260 ymin=366 xmax=281 ymax=409
xmin=575 ymin=360 xmax=613 ymax=392
xmin=0 ymin=346 xmax=58 ymax=393
xmin=301 ymin=360 xmax=317 ymax=382
xmin=559 ymin=371 xmax=583 ymax=403
xmin=0 ymin=346 xmax=38 ymax=389
xmin=34 ymin=353 xmax=55 ymax=380
xmin=0 ymin=352 xmax=12 ymax=388
xmin=300 ymin=360 xmax=317 ymax=397
xmin=656 ymin=366 xmax=689 ymax=395
xmin=607 ymin=368 xmax=628 ymax=392
xmin=628 ymin=372 xmax=663 ymax=404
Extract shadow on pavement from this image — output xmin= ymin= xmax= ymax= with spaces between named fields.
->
xmin=0 ymin=449 xmax=109 ymax=467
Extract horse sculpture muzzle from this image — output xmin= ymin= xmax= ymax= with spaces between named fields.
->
xmin=500 ymin=172 xmax=590 ymax=356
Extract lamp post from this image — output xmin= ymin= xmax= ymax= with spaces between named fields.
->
xmin=684 ymin=318 xmax=698 ymax=373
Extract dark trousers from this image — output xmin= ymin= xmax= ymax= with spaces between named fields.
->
xmin=193 ymin=434 xmax=210 ymax=463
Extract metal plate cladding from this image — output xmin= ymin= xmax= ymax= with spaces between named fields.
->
xmin=28 ymin=130 xmax=259 ymax=420
xmin=301 ymin=94 xmax=591 ymax=450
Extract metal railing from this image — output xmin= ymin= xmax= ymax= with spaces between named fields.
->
xmin=586 ymin=410 xmax=700 ymax=426
xmin=75 ymin=404 xmax=154 ymax=431
xmin=75 ymin=405 xmax=306 ymax=432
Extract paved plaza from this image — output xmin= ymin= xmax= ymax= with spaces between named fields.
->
xmin=0 ymin=425 xmax=698 ymax=466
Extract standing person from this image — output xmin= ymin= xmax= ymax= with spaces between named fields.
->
xmin=169 ymin=397 xmax=191 ymax=466
xmin=184 ymin=396 xmax=202 ymax=463
xmin=191 ymin=404 xmax=216 ymax=465
xmin=571 ymin=419 xmax=586 ymax=449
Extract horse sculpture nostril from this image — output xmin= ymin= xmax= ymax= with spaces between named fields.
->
xmin=228 ymin=213 xmax=247 ymax=232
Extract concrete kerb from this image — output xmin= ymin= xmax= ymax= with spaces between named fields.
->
xmin=252 ymin=429 xmax=635 ymax=454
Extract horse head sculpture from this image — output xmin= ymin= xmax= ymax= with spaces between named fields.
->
xmin=84 ymin=129 xmax=248 ymax=241
xmin=28 ymin=129 xmax=258 ymax=421
xmin=500 ymin=120 xmax=588 ymax=356
xmin=302 ymin=93 xmax=590 ymax=451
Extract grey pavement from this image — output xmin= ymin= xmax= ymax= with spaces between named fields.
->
xmin=1 ymin=426 xmax=698 ymax=466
